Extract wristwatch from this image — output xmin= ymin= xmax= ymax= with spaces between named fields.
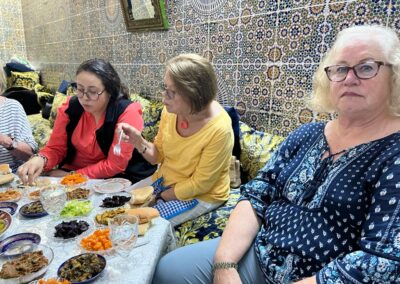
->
xmin=5 ymin=139 xmax=17 ymax=151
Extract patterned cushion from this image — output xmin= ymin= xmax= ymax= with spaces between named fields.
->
xmin=27 ymin=113 xmax=51 ymax=149
xmin=130 ymin=94 xmax=163 ymax=142
xmin=49 ymin=92 xmax=69 ymax=128
xmin=7 ymin=71 xmax=40 ymax=90
xmin=239 ymin=121 xmax=284 ymax=181
xmin=174 ymin=188 xmax=241 ymax=247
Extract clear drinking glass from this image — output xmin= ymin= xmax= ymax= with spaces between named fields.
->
xmin=39 ymin=186 xmax=67 ymax=218
xmin=108 ymin=214 xmax=139 ymax=258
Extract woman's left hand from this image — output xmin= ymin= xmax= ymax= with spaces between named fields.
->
xmin=160 ymin=186 xmax=176 ymax=201
xmin=293 ymin=276 xmax=317 ymax=284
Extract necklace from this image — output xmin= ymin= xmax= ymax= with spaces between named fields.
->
xmin=180 ymin=119 xmax=189 ymax=129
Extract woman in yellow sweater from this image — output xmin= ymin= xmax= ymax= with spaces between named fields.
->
xmin=119 ymin=54 xmax=234 ymax=226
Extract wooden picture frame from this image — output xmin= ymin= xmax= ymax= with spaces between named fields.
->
xmin=120 ymin=0 xmax=169 ymax=32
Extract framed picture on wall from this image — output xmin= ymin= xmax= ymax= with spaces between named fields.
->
xmin=120 ymin=0 xmax=169 ymax=32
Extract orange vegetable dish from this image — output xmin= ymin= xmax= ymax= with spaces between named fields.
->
xmin=60 ymin=173 xmax=87 ymax=185
xmin=80 ymin=228 xmax=112 ymax=251
xmin=38 ymin=278 xmax=71 ymax=284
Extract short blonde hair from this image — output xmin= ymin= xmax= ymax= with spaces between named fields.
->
xmin=310 ymin=25 xmax=400 ymax=115
xmin=166 ymin=54 xmax=217 ymax=113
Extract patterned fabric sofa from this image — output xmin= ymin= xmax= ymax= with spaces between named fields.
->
xmin=27 ymin=91 xmax=285 ymax=247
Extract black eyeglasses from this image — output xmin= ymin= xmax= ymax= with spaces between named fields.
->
xmin=73 ymin=87 xmax=105 ymax=101
xmin=324 ymin=60 xmax=392 ymax=82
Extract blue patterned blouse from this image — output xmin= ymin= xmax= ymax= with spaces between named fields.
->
xmin=240 ymin=122 xmax=400 ymax=283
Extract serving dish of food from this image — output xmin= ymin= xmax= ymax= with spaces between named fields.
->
xmin=50 ymin=219 xmax=92 ymax=242
xmin=60 ymin=173 xmax=88 ymax=187
xmin=57 ymin=253 xmax=106 ymax=283
xmin=60 ymin=200 xmax=93 ymax=218
xmin=0 ymin=202 xmax=18 ymax=215
xmin=99 ymin=192 xmax=131 ymax=208
xmin=0 ymin=243 xmax=53 ymax=283
xmin=0 ymin=189 xmax=22 ymax=202
xmin=0 ymin=210 xmax=12 ymax=238
xmin=65 ymin=187 xmax=92 ymax=201
xmin=0 ymin=233 xmax=41 ymax=257
xmin=77 ymin=228 xmax=114 ymax=257
xmin=19 ymin=201 xmax=48 ymax=218
xmin=90 ymin=178 xmax=131 ymax=194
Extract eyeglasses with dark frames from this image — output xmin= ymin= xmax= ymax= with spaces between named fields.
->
xmin=324 ymin=60 xmax=392 ymax=82
xmin=73 ymin=87 xmax=106 ymax=101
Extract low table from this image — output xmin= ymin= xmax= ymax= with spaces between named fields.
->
xmin=0 ymin=178 xmax=176 ymax=283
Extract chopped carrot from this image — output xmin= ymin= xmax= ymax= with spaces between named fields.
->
xmin=38 ymin=278 xmax=71 ymax=284
xmin=60 ymin=173 xmax=87 ymax=185
xmin=80 ymin=228 xmax=112 ymax=251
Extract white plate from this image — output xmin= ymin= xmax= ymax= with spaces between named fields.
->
xmin=91 ymin=178 xmax=132 ymax=194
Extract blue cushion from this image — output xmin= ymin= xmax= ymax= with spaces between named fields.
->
xmin=224 ymin=106 xmax=241 ymax=158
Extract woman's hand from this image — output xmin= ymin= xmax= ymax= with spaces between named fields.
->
xmin=118 ymin=122 xmax=143 ymax=145
xmin=0 ymin=134 xmax=13 ymax=149
xmin=213 ymin=269 xmax=242 ymax=284
xmin=160 ymin=186 xmax=177 ymax=201
xmin=17 ymin=157 xmax=45 ymax=185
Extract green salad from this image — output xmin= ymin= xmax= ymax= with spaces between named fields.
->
xmin=60 ymin=200 xmax=93 ymax=217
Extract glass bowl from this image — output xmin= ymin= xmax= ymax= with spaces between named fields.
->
xmin=0 ymin=243 xmax=54 ymax=283
xmin=57 ymin=253 xmax=106 ymax=283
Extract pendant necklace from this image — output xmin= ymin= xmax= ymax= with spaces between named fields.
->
xmin=180 ymin=119 xmax=189 ymax=129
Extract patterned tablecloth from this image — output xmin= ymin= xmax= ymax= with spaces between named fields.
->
xmin=0 ymin=177 xmax=176 ymax=284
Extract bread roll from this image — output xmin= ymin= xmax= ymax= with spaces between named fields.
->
xmin=125 ymin=207 xmax=159 ymax=224
xmin=130 ymin=186 xmax=154 ymax=205
xmin=0 ymin=174 xmax=14 ymax=185
xmin=138 ymin=222 xmax=151 ymax=236
xmin=0 ymin=164 xmax=11 ymax=175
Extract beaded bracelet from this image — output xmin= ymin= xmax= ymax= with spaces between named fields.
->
xmin=31 ymin=153 xmax=48 ymax=167
xmin=212 ymin=262 xmax=238 ymax=274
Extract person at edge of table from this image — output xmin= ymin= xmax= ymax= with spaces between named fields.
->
xmin=0 ymin=64 xmax=37 ymax=172
xmin=152 ymin=25 xmax=400 ymax=284
xmin=118 ymin=54 xmax=234 ymax=227
xmin=17 ymin=58 xmax=156 ymax=185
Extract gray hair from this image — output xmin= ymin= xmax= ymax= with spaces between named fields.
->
xmin=310 ymin=25 xmax=400 ymax=115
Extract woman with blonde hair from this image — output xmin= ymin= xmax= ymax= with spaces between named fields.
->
xmin=119 ymin=54 xmax=234 ymax=226
xmin=153 ymin=25 xmax=400 ymax=283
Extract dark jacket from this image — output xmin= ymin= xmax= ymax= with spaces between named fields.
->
xmin=62 ymin=96 xmax=156 ymax=183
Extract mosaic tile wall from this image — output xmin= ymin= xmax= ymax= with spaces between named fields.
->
xmin=19 ymin=0 xmax=399 ymax=136
xmin=0 ymin=0 xmax=26 ymax=67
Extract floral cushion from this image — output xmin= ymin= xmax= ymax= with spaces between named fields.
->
xmin=7 ymin=71 xmax=40 ymax=90
xmin=174 ymin=188 xmax=241 ymax=247
xmin=27 ymin=113 xmax=51 ymax=149
xmin=49 ymin=92 xmax=70 ymax=128
xmin=239 ymin=121 xmax=284 ymax=181
xmin=130 ymin=94 xmax=163 ymax=142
